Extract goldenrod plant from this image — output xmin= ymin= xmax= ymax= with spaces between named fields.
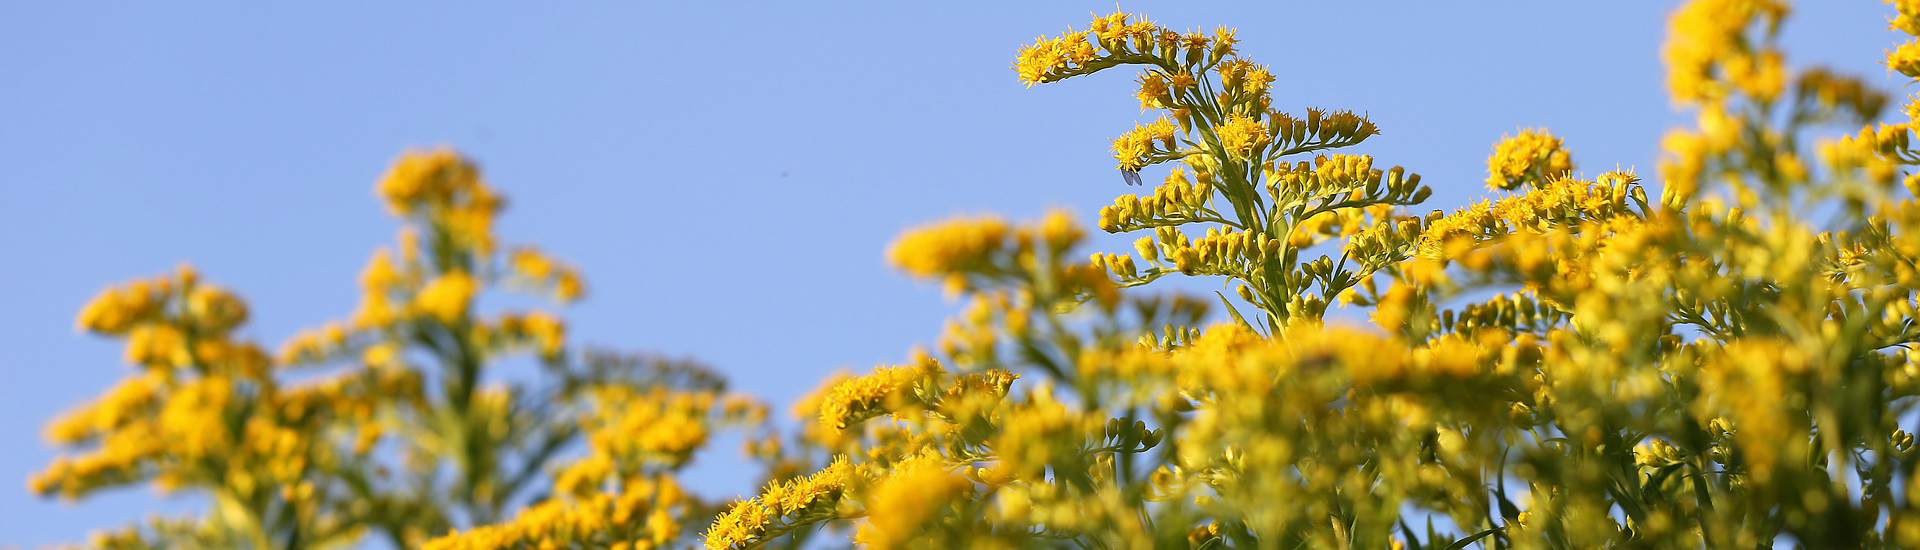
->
xmin=33 ymin=150 xmax=759 ymax=549
xmin=686 ymin=2 xmax=1920 ymax=548
xmin=40 ymin=1 xmax=1920 ymax=549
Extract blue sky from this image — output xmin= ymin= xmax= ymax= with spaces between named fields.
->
xmin=0 ymin=1 xmax=1907 ymax=546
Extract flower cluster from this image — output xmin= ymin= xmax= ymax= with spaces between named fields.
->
xmin=38 ymin=151 xmax=746 ymax=549
xmin=1663 ymin=0 xmax=1789 ymax=105
xmin=422 ymin=476 xmax=689 ymax=550
xmin=33 ymin=266 xmax=373 ymax=548
xmin=1416 ymin=169 xmax=1647 ymax=260
xmin=702 ymin=459 xmax=855 ymax=549
xmin=684 ymin=3 xmax=1920 ymax=548
xmin=814 ymin=359 xmax=941 ymax=433
xmin=1014 ymin=11 xmax=1431 ymax=330
xmin=377 ymin=148 xmax=504 ymax=255
xmin=1485 ymin=128 xmax=1575 ymax=191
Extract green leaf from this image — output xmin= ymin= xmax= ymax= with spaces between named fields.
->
xmin=1640 ymin=461 xmax=1688 ymax=497
xmin=1217 ymin=291 xmax=1255 ymax=332
xmin=1442 ymin=526 xmax=1504 ymax=550
xmin=1399 ymin=519 xmax=1425 ymax=550
xmin=1688 ymin=463 xmax=1716 ymax=511
xmin=1494 ymin=486 xmax=1522 ymax=522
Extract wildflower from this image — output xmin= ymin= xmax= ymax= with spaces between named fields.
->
xmin=1663 ymin=0 xmax=1787 ymax=105
xmin=1896 ymin=0 xmax=1920 ymax=36
xmin=1110 ymin=117 xmax=1177 ymax=171
xmin=1012 ymin=32 xmax=1094 ymax=86
xmin=1485 ymin=129 xmax=1573 ymax=191
xmin=414 ymin=271 xmax=477 ymax=323
xmin=853 ymin=456 xmax=970 ymax=549
xmin=76 ymin=278 xmax=165 ymax=334
xmin=886 ymin=216 xmax=1011 ymax=280
xmin=1136 ymin=72 xmax=1172 ymax=109
xmin=816 ymin=361 xmax=938 ymax=432
xmin=1214 ymin=114 xmax=1269 ymax=161
xmin=1892 ymin=40 xmax=1920 ymax=78
xmin=377 ymin=148 xmax=472 ymax=215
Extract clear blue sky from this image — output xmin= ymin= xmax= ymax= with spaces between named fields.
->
xmin=0 ymin=1 xmax=1905 ymax=546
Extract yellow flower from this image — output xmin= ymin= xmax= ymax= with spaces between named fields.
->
xmin=362 ymin=341 xmax=399 ymax=367
xmin=351 ymin=250 xmax=405 ymax=329
xmin=1012 ymin=31 xmax=1094 ymax=87
xmin=520 ymin=312 xmax=566 ymax=358
xmin=1726 ymin=50 xmax=1786 ymax=100
xmin=427 ymin=476 xmax=690 ymax=550
xmin=815 ymin=361 xmax=938 ymax=432
xmin=554 ymin=270 xmax=586 ymax=303
xmin=1212 ymin=26 xmax=1238 ymax=58
xmin=377 ymin=148 xmax=472 ymax=215
xmin=124 ymin=324 xmax=190 ymax=369
xmin=43 ymin=371 xmax=165 ymax=445
xmin=184 ymin=285 xmax=248 ymax=334
xmin=1895 ymin=0 xmax=1920 ymax=36
xmin=1111 ymin=117 xmax=1177 ymax=171
xmin=414 ymin=271 xmax=478 ymax=323
xmin=1214 ymin=114 xmax=1270 ymax=161
xmin=853 ymin=455 xmax=969 ymax=549
xmin=1485 ymin=128 xmax=1573 ymax=191
xmin=886 ymin=216 xmax=1011 ymax=279
xmin=76 ymin=278 xmax=164 ymax=334
xmin=1662 ymin=0 xmax=1787 ymax=105
xmin=1089 ymin=11 xmax=1135 ymax=43
xmin=1136 ymin=72 xmax=1172 ymax=109
xmin=1890 ymin=40 xmax=1920 ymax=78
xmin=704 ymin=497 xmax=774 ymax=550
xmin=1038 ymin=209 xmax=1084 ymax=251
xmin=509 ymin=247 xmax=555 ymax=279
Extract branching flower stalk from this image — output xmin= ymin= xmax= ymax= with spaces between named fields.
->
xmin=36 ymin=150 xmax=760 ymax=549
xmin=1018 ymin=11 xmax=1433 ymax=332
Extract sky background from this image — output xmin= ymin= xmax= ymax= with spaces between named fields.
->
xmin=0 ymin=1 xmax=1909 ymax=546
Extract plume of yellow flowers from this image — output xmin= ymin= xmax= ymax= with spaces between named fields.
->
xmin=688 ymin=3 xmax=1920 ymax=548
xmin=1485 ymin=128 xmax=1575 ymax=191
xmin=39 ymin=150 xmax=750 ymax=549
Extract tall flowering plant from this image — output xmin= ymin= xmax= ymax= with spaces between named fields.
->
xmin=682 ymin=2 xmax=1920 ymax=548
xmin=35 ymin=151 xmax=760 ymax=549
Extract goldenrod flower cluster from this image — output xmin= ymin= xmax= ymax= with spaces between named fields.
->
xmin=423 ymin=476 xmax=689 ymax=550
xmin=702 ymin=459 xmax=855 ymax=549
xmin=1418 ymin=169 xmax=1646 ymax=260
xmin=815 ymin=360 xmax=939 ymax=432
xmin=680 ymin=4 xmax=1920 ymax=548
xmin=1664 ymin=0 xmax=1789 ymax=105
xmin=1213 ymin=115 xmax=1269 ymax=162
xmin=579 ymin=387 xmax=716 ymax=468
xmin=510 ymin=246 xmax=586 ymax=303
xmin=38 ymin=150 xmax=752 ymax=549
xmin=377 ymin=147 xmax=504 ymax=255
xmin=1110 ymin=117 xmax=1176 ymax=171
xmin=851 ymin=455 xmax=973 ymax=549
xmin=885 ymin=215 xmax=1012 ymax=295
xmin=886 ymin=210 xmax=1114 ymax=313
xmin=423 ymin=378 xmax=755 ymax=550
xmin=33 ymin=266 xmax=376 ymax=548
xmin=1484 ymin=129 xmax=1574 ymax=191
xmin=1016 ymin=9 xmax=1429 ymax=329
